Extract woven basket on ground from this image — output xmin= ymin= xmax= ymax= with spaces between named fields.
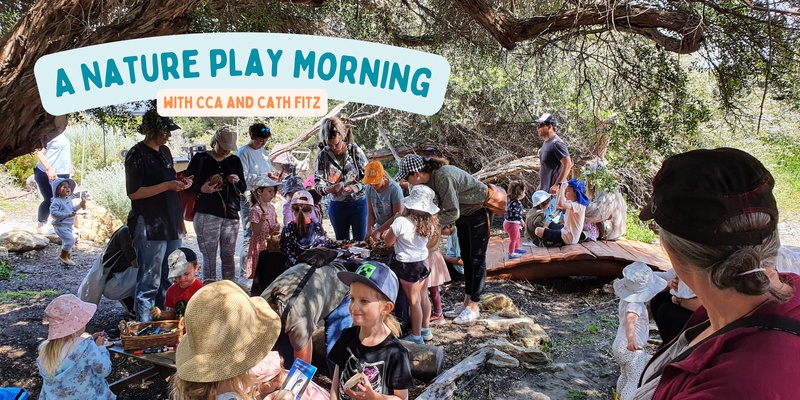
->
xmin=119 ymin=318 xmax=183 ymax=351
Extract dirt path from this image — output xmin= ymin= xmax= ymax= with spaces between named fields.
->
xmin=2 ymin=190 xmax=799 ymax=399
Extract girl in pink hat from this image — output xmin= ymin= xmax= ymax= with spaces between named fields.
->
xmin=37 ymin=294 xmax=114 ymax=400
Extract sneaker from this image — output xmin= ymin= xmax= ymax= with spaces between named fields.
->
xmin=521 ymin=241 xmax=535 ymax=247
xmin=429 ymin=313 xmax=446 ymax=325
xmin=454 ymin=307 xmax=480 ymax=325
xmin=400 ymin=334 xmax=424 ymax=345
xmin=444 ymin=304 xmax=466 ymax=319
xmin=515 ymin=248 xmax=528 ymax=254
xmin=421 ymin=328 xmax=433 ymax=341
xmin=508 ymin=253 xmax=522 ymax=259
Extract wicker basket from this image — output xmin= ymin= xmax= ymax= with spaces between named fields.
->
xmin=119 ymin=319 xmax=183 ymax=351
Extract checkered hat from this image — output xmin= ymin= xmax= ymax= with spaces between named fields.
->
xmin=395 ymin=154 xmax=425 ymax=181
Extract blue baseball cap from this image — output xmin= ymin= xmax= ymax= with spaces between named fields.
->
xmin=337 ymin=261 xmax=399 ymax=302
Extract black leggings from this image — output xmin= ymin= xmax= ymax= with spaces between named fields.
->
xmin=455 ymin=208 xmax=490 ymax=302
xmin=651 ymin=291 xmax=694 ymax=346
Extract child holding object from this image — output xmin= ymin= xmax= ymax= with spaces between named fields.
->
xmin=381 ymin=185 xmax=438 ymax=344
xmin=246 ymin=176 xmax=285 ymax=296
xmin=49 ymin=178 xmax=86 ymax=266
xmin=37 ymin=294 xmax=114 ymax=400
xmin=330 ymin=262 xmax=413 ymax=400
xmin=150 ymin=248 xmax=203 ymax=320
xmin=534 ymin=178 xmax=588 ymax=246
xmin=503 ymin=181 xmax=526 ymax=259
xmin=612 ymin=262 xmax=667 ymax=400
xmin=250 ymin=351 xmax=330 ymax=400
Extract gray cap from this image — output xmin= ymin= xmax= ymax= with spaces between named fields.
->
xmin=337 ymin=261 xmax=399 ymax=302
xmin=536 ymin=113 xmax=557 ymax=127
xmin=168 ymin=248 xmax=198 ymax=278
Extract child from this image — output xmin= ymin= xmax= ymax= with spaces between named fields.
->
xmin=250 ymin=351 xmax=330 ymax=400
xmin=37 ymin=294 xmax=114 ymax=399
xmin=503 ymin=181 xmax=526 ymax=259
xmin=280 ymin=191 xmax=328 ymax=268
xmin=172 ymin=280 xmax=281 ymax=400
xmin=49 ymin=178 xmax=86 ymax=266
xmin=426 ymin=228 xmax=450 ymax=325
xmin=282 ymin=176 xmax=322 ymax=226
xmin=246 ymin=176 xmax=285 ymax=296
xmin=381 ymin=185 xmax=438 ymax=344
xmin=150 ymin=248 xmax=203 ymax=320
xmin=331 ymin=262 xmax=413 ymax=400
xmin=612 ymin=262 xmax=667 ymax=400
xmin=534 ymin=178 xmax=588 ymax=245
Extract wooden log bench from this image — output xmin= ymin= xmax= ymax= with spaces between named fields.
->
xmin=486 ymin=237 xmax=671 ymax=281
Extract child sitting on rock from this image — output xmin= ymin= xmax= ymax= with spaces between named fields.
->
xmin=49 ymin=178 xmax=85 ymax=266
xmin=533 ymin=178 xmax=588 ymax=246
xmin=38 ymin=294 xmax=114 ymax=399
xmin=150 ymin=248 xmax=203 ymax=320
xmin=612 ymin=262 xmax=667 ymax=400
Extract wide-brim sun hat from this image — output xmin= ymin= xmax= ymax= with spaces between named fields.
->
xmin=395 ymin=154 xmax=424 ymax=181
xmin=44 ymin=294 xmax=97 ymax=340
xmin=175 ymin=280 xmax=281 ymax=382
xmin=252 ymin=175 xmax=281 ymax=190
xmin=282 ymin=175 xmax=306 ymax=197
xmin=402 ymin=184 xmax=439 ymax=215
xmin=613 ymin=261 xmax=667 ymax=303
xmin=531 ymin=190 xmax=551 ymax=207
xmin=639 ymin=148 xmax=778 ymax=246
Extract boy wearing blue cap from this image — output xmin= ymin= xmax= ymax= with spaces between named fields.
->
xmin=330 ymin=262 xmax=413 ymax=400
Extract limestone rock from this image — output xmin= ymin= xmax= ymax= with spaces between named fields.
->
xmin=484 ymin=337 xmax=549 ymax=365
xmin=75 ymin=202 xmax=124 ymax=243
xmin=479 ymin=293 xmax=520 ymax=318
xmin=509 ymin=320 xmax=550 ymax=349
xmin=45 ymin=234 xmax=62 ymax=245
xmin=0 ymin=246 xmax=8 ymax=260
xmin=0 ymin=229 xmax=49 ymax=252
xmin=488 ymin=349 xmax=520 ymax=368
xmin=481 ymin=316 xmax=536 ymax=331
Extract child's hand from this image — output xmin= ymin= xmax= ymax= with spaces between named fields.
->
xmin=344 ymin=374 xmax=376 ymax=400
xmin=626 ymin=340 xmax=641 ymax=351
xmin=150 ymin=306 xmax=162 ymax=319
xmin=92 ymin=331 xmax=107 ymax=346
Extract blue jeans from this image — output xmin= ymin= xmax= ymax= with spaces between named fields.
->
xmin=327 ymin=197 xmax=367 ymax=241
xmin=274 ymin=295 xmax=352 ymax=378
xmin=132 ymin=217 xmax=181 ymax=322
xmin=34 ymin=168 xmax=69 ymax=223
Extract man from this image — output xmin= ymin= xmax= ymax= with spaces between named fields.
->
xmin=536 ymin=113 xmax=573 ymax=194
xmin=77 ymin=226 xmax=138 ymax=318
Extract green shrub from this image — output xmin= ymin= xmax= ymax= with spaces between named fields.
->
xmin=624 ymin=211 xmax=658 ymax=243
xmin=0 ymin=261 xmax=11 ymax=281
xmin=82 ymin=163 xmax=129 ymax=221
xmin=4 ymin=154 xmax=36 ymax=186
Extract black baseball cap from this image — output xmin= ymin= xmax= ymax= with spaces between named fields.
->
xmin=639 ymin=148 xmax=778 ymax=246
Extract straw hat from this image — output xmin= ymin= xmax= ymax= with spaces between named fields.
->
xmin=613 ymin=262 xmax=668 ymax=303
xmin=44 ymin=294 xmax=97 ymax=340
xmin=175 ymin=281 xmax=281 ymax=382
xmin=402 ymin=184 xmax=439 ymax=215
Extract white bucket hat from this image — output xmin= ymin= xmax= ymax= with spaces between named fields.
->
xmin=613 ymin=261 xmax=667 ymax=303
xmin=531 ymin=190 xmax=551 ymax=207
xmin=402 ymin=185 xmax=439 ymax=215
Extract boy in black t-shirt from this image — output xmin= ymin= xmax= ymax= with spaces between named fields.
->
xmin=330 ymin=262 xmax=413 ymax=400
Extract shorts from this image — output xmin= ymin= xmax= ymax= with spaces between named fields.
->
xmin=389 ymin=258 xmax=430 ymax=283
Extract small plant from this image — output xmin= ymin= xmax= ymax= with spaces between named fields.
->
xmin=585 ymin=323 xmax=600 ymax=335
xmin=624 ymin=211 xmax=658 ymax=243
xmin=0 ymin=261 xmax=10 ymax=281
xmin=568 ymin=389 xmax=589 ymax=400
xmin=0 ymin=289 xmax=58 ymax=302
xmin=82 ymin=163 xmax=129 ymax=221
xmin=453 ymin=390 xmax=470 ymax=400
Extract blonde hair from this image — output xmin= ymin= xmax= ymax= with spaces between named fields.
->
xmin=38 ymin=334 xmax=78 ymax=377
xmin=379 ymin=299 xmax=402 ymax=337
xmin=171 ymin=374 xmax=260 ymax=400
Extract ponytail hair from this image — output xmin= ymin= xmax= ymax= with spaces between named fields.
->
xmin=384 ymin=313 xmax=401 ymax=337
xmin=291 ymin=204 xmax=313 ymax=236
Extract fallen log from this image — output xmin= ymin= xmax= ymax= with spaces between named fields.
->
xmin=415 ymin=346 xmax=495 ymax=400
xmin=311 ymin=328 xmax=444 ymax=381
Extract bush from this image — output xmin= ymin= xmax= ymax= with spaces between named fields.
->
xmin=82 ymin=163 xmax=129 ymax=221
xmin=4 ymin=154 xmax=36 ymax=186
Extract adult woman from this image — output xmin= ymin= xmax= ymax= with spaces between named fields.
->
xmin=395 ymin=154 xmax=489 ymax=325
xmin=34 ymin=130 xmax=71 ymax=230
xmin=363 ymin=161 xmax=403 ymax=240
xmin=313 ymin=115 xmax=368 ymax=241
xmin=237 ymin=123 xmax=280 ymax=285
xmin=125 ymin=109 xmax=189 ymax=322
xmin=634 ymin=148 xmax=800 ymax=399
xmin=185 ymin=126 xmax=246 ymax=281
